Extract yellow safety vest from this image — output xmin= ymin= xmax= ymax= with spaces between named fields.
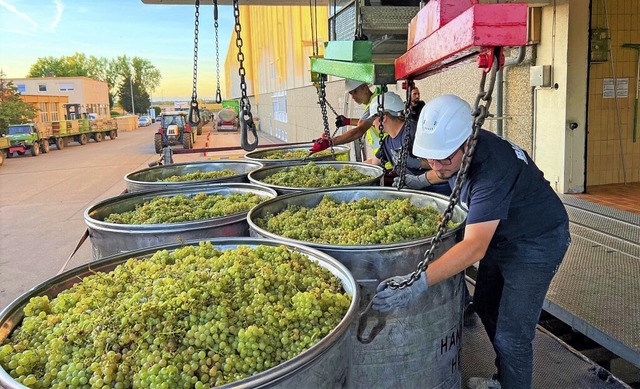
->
xmin=364 ymin=92 xmax=392 ymax=169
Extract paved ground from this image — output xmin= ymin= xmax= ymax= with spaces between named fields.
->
xmin=0 ymin=122 xmax=283 ymax=310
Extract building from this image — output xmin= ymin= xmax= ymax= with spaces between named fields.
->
xmin=10 ymin=76 xmax=111 ymax=120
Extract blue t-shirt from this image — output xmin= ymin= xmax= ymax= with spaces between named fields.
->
xmin=450 ymin=130 xmax=568 ymax=247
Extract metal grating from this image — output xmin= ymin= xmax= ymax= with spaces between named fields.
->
xmin=561 ymin=195 xmax=640 ymax=225
xmin=462 ymin=311 xmax=631 ymax=388
xmin=334 ymin=5 xmax=356 ymax=41
xmin=565 ymin=207 xmax=640 ymax=245
xmin=360 ymin=6 xmax=418 ymax=35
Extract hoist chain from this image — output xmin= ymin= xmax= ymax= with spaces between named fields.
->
xmin=375 ymin=84 xmax=387 ymax=137
xmin=233 ymin=0 xmax=258 ymax=151
xmin=213 ymin=0 xmax=222 ymax=104
xmin=188 ymin=0 xmax=201 ymax=126
xmin=395 ymin=81 xmax=414 ymax=189
xmin=386 ymin=50 xmax=500 ymax=291
xmin=316 ymin=76 xmax=335 ymax=155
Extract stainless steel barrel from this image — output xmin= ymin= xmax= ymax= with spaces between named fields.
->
xmin=244 ymin=144 xmax=350 ymax=166
xmin=247 ymin=187 xmax=468 ymax=389
xmin=247 ymin=161 xmax=384 ymax=195
xmin=124 ymin=160 xmax=264 ymax=192
xmin=0 ymin=237 xmax=359 ymax=389
xmin=84 ymin=183 xmax=277 ymax=260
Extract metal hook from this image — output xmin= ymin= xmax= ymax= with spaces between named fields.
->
xmin=240 ymin=109 xmax=258 ymax=151
xmin=188 ymin=100 xmax=201 ymax=126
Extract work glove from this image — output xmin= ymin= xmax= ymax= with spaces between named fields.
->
xmin=335 ymin=115 xmax=351 ymax=128
xmin=309 ymin=135 xmax=332 ymax=153
xmin=372 ymin=272 xmax=429 ymax=313
xmin=392 ymin=173 xmax=431 ymax=189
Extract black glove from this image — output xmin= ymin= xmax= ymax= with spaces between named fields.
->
xmin=335 ymin=115 xmax=351 ymax=128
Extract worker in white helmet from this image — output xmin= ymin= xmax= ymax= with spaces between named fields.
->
xmin=309 ymin=79 xmax=389 ymax=169
xmin=366 ymin=91 xmax=451 ymax=196
xmin=371 ymin=94 xmax=571 ymax=389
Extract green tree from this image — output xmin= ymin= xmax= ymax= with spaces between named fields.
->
xmin=118 ymin=76 xmax=150 ymax=114
xmin=0 ymin=71 xmax=37 ymax=134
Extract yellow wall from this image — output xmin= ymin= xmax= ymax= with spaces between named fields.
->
xmin=224 ymin=5 xmax=328 ymax=99
xmin=20 ymin=95 xmax=69 ymax=123
xmin=588 ymin=0 xmax=640 ymax=184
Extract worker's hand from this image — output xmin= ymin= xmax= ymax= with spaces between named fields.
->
xmin=335 ymin=115 xmax=351 ymax=128
xmin=372 ymin=273 xmax=428 ymax=313
xmin=309 ymin=135 xmax=332 ymax=153
xmin=392 ymin=173 xmax=431 ymax=189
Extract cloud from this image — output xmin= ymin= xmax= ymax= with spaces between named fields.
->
xmin=0 ymin=0 xmax=38 ymax=29
xmin=51 ymin=0 xmax=64 ymax=30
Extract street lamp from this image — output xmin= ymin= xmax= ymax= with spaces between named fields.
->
xmin=129 ymin=75 xmax=136 ymax=115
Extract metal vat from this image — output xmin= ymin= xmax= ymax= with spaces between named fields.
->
xmin=247 ymin=187 xmax=468 ymax=389
xmin=124 ymin=160 xmax=264 ymax=192
xmin=84 ymin=183 xmax=277 ymax=260
xmin=244 ymin=143 xmax=350 ymax=166
xmin=0 ymin=237 xmax=360 ymax=389
xmin=247 ymin=161 xmax=385 ymax=195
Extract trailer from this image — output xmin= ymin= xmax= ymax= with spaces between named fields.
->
xmin=0 ymin=136 xmax=10 ymax=166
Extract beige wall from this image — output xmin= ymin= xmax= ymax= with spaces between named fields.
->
xmin=20 ymin=94 xmax=69 ymax=123
xmin=587 ymin=0 xmax=640 ymax=185
xmin=10 ymin=77 xmax=111 ymax=119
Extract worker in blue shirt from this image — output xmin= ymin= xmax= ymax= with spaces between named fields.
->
xmin=372 ymin=94 xmax=571 ymax=389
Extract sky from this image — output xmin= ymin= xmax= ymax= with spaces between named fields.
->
xmin=0 ymin=0 xmax=236 ymax=101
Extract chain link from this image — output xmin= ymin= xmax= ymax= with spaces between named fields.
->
xmin=315 ymin=76 xmax=335 ymax=155
xmin=395 ymin=81 xmax=414 ymax=189
xmin=213 ymin=0 xmax=222 ymax=104
xmin=386 ymin=50 xmax=500 ymax=290
xmin=234 ymin=0 xmax=258 ymax=151
xmin=188 ymin=0 xmax=201 ymax=126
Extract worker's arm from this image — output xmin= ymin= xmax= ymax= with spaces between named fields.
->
xmin=332 ymin=119 xmax=373 ymax=145
xmin=425 ymin=219 xmax=499 ymax=286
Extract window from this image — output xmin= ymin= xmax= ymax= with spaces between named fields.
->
xmin=17 ymin=84 xmax=26 ymax=93
xmin=50 ymin=103 xmax=59 ymax=121
xmin=59 ymin=83 xmax=75 ymax=92
xmin=39 ymin=102 xmax=48 ymax=122
xmin=38 ymin=84 xmax=47 ymax=92
xmin=272 ymin=91 xmax=287 ymax=123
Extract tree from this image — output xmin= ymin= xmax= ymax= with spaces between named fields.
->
xmin=118 ymin=75 xmax=150 ymax=114
xmin=0 ymin=71 xmax=37 ymax=134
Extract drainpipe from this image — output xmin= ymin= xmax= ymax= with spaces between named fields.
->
xmin=496 ymin=46 xmax=526 ymax=137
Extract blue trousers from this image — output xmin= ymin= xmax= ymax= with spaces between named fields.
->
xmin=473 ymin=220 xmax=571 ymax=389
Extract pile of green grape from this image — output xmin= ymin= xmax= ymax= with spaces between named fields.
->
xmin=261 ymin=162 xmax=371 ymax=188
xmin=104 ymin=192 xmax=266 ymax=224
xmin=0 ymin=243 xmax=351 ymax=388
xmin=262 ymin=149 xmax=332 ymax=160
xmin=158 ymin=170 xmax=237 ymax=182
xmin=255 ymin=195 xmax=455 ymax=245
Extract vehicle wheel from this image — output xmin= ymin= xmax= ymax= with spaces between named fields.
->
xmin=197 ymin=124 xmax=203 ymax=135
xmin=79 ymin=133 xmax=88 ymax=145
xmin=182 ymin=133 xmax=193 ymax=149
xmin=55 ymin=138 xmax=64 ymax=150
xmin=109 ymin=130 xmax=117 ymax=139
xmin=41 ymin=140 xmax=50 ymax=153
xmin=154 ymin=133 xmax=163 ymax=154
xmin=95 ymin=132 xmax=104 ymax=142
xmin=31 ymin=142 xmax=40 ymax=156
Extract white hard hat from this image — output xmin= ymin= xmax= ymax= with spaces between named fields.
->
xmin=366 ymin=92 xmax=405 ymax=119
xmin=413 ymin=95 xmax=473 ymax=159
xmin=345 ymin=79 xmax=366 ymax=93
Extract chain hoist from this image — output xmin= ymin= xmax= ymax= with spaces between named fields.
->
xmin=188 ymin=0 xmax=201 ymax=126
xmin=386 ymin=48 xmax=501 ymax=291
xmin=375 ymin=84 xmax=387 ymax=143
xmin=395 ymin=81 xmax=414 ymax=189
xmin=233 ymin=0 xmax=258 ymax=151
xmin=213 ymin=0 xmax=222 ymax=104
xmin=315 ymin=75 xmax=335 ymax=155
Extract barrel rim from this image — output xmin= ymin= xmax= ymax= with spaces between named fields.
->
xmin=244 ymin=143 xmax=351 ymax=163
xmin=0 ymin=237 xmax=359 ymax=389
xmin=84 ymin=183 xmax=277 ymax=233
xmin=247 ymin=186 xmax=468 ymax=250
xmin=124 ymin=160 xmax=264 ymax=187
xmin=247 ymin=161 xmax=385 ymax=192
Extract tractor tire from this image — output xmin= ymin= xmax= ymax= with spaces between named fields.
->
xmin=41 ymin=140 xmax=50 ymax=153
xmin=55 ymin=138 xmax=64 ymax=150
xmin=154 ymin=133 xmax=163 ymax=154
xmin=182 ymin=133 xmax=193 ymax=149
xmin=31 ymin=142 xmax=40 ymax=156
xmin=95 ymin=132 xmax=104 ymax=142
xmin=109 ymin=130 xmax=117 ymax=139
xmin=79 ymin=133 xmax=88 ymax=145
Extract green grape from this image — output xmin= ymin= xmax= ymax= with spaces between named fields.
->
xmin=261 ymin=162 xmax=372 ymax=188
xmin=158 ymin=169 xmax=237 ymax=182
xmin=0 ymin=243 xmax=351 ymax=388
xmin=262 ymin=149 xmax=332 ymax=160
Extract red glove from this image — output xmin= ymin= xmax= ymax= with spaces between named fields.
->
xmin=309 ymin=136 xmax=331 ymax=153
